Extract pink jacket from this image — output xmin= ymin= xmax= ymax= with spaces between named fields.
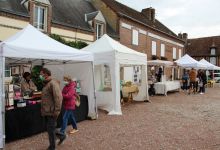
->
xmin=62 ymin=81 xmax=77 ymax=110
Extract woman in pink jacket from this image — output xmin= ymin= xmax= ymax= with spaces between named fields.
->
xmin=58 ymin=75 xmax=78 ymax=144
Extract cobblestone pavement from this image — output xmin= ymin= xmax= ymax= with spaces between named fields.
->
xmin=5 ymin=87 xmax=220 ymax=150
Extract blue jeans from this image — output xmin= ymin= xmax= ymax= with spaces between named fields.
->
xmin=60 ymin=110 xmax=77 ymax=134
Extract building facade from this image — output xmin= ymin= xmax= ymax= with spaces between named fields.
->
xmin=0 ymin=0 xmax=111 ymax=44
xmin=186 ymin=36 xmax=220 ymax=66
xmin=91 ymin=0 xmax=186 ymax=79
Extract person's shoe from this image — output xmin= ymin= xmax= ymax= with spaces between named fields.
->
xmin=200 ymin=92 xmax=204 ymax=95
xmin=69 ymin=129 xmax=79 ymax=134
xmin=58 ymin=135 xmax=66 ymax=145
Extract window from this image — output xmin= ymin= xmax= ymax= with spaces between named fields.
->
xmin=34 ymin=5 xmax=47 ymax=31
xmin=179 ymin=49 xmax=182 ymax=58
xmin=173 ymin=47 xmax=177 ymax=59
xmin=132 ymin=29 xmax=139 ymax=45
xmin=210 ymin=57 xmax=216 ymax=65
xmin=152 ymin=41 xmax=157 ymax=55
xmin=161 ymin=44 xmax=165 ymax=57
xmin=211 ymin=48 xmax=216 ymax=55
xmin=96 ymin=23 xmax=103 ymax=39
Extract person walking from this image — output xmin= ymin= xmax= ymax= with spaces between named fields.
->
xmin=188 ymin=68 xmax=197 ymax=94
xmin=182 ymin=70 xmax=189 ymax=91
xmin=58 ymin=75 xmax=78 ymax=145
xmin=40 ymin=68 xmax=62 ymax=150
xmin=199 ymin=71 xmax=207 ymax=94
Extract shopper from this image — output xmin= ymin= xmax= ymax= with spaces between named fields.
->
xmin=188 ymin=68 xmax=197 ymax=94
xmin=58 ymin=75 xmax=78 ymax=145
xmin=199 ymin=71 xmax=207 ymax=94
xmin=182 ymin=70 xmax=189 ymax=91
xmin=40 ymin=68 xmax=62 ymax=150
xmin=21 ymin=72 xmax=37 ymax=94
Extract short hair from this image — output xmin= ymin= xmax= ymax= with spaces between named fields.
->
xmin=23 ymin=72 xmax=31 ymax=79
xmin=41 ymin=68 xmax=51 ymax=76
xmin=63 ymin=75 xmax=72 ymax=82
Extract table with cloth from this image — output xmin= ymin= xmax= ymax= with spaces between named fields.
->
xmin=5 ymin=95 xmax=88 ymax=142
xmin=154 ymin=81 xmax=180 ymax=96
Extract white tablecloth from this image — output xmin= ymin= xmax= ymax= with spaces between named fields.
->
xmin=154 ymin=81 xmax=181 ymax=95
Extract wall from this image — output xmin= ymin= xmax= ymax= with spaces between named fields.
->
xmin=0 ymin=16 xmax=29 ymax=41
xmin=51 ymin=27 xmax=94 ymax=44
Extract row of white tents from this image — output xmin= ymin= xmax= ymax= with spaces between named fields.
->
xmin=0 ymin=24 xmax=219 ymax=148
xmin=0 ymin=24 xmax=148 ymax=147
xmin=148 ymin=54 xmax=220 ymax=70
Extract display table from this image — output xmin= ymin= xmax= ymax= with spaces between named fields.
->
xmin=5 ymin=95 xmax=88 ymax=142
xmin=154 ymin=81 xmax=180 ymax=96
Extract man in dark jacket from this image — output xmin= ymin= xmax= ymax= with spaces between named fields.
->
xmin=40 ymin=68 xmax=62 ymax=150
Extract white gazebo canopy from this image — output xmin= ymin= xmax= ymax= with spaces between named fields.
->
xmin=175 ymin=54 xmax=207 ymax=69
xmin=199 ymin=59 xmax=220 ymax=70
xmin=147 ymin=59 xmax=174 ymax=67
xmin=82 ymin=34 xmax=149 ymax=115
xmin=0 ymin=24 xmax=96 ymax=148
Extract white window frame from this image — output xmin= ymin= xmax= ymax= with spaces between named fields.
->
xmin=179 ymin=49 xmax=182 ymax=58
xmin=173 ymin=47 xmax=177 ymax=59
xmin=96 ymin=23 xmax=104 ymax=40
xmin=132 ymin=29 xmax=139 ymax=45
xmin=152 ymin=41 xmax=157 ymax=55
xmin=34 ymin=5 xmax=47 ymax=31
xmin=211 ymin=48 xmax=216 ymax=55
xmin=161 ymin=44 xmax=165 ymax=57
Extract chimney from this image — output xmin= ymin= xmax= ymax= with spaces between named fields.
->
xmin=178 ymin=33 xmax=183 ymax=39
xmin=141 ymin=7 xmax=155 ymax=22
xmin=182 ymin=33 xmax=188 ymax=41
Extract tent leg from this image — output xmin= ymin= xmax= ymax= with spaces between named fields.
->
xmin=0 ymin=56 xmax=5 ymax=149
xmin=91 ymin=62 xmax=98 ymax=119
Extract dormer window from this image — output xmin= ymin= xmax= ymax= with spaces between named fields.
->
xmin=96 ymin=23 xmax=104 ymax=39
xmin=211 ymin=48 xmax=216 ymax=55
xmin=34 ymin=5 xmax=47 ymax=31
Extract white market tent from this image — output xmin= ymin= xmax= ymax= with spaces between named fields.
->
xmin=82 ymin=34 xmax=149 ymax=115
xmin=199 ymin=58 xmax=220 ymax=70
xmin=175 ymin=54 xmax=207 ymax=69
xmin=147 ymin=59 xmax=174 ymax=67
xmin=0 ymin=24 xmax=96 ymax=148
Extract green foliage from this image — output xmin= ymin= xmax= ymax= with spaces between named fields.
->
xmin=49 ymin=34 xmax=88 ymax=49
xmin=31 ymin=65 xmax=43 ymax=91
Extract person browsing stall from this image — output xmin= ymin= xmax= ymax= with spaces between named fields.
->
xmin=57 ymin=75 xmax=78 ymax=145
xmin=40 ymin=68 xmax=62 ymax=150
xmin=21 ymin=72 xmax=37 ymax=94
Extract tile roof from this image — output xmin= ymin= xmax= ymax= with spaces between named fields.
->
xmin=0 ymin=0 xmax=29 ymax=17
xmin=186 ymin=36 xmax=220 ymax=56
xmin=101 ymin=0 xmax=179 ymax=38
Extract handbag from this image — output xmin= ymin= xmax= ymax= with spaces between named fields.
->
xmin=75 ymin=94 xmax=80 ymax=107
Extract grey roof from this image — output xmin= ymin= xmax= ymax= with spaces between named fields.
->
xmin=49 ymin=0 xmax=96 ymax=32
xmin=0 ymin=0 xmax=29 ymax=17
xmin=0 ymin=0 xmax=119 ymax=36
xmin=86 ymin=11 xmax=99 ymax=21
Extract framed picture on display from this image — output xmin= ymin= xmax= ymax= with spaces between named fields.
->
xmin=11 ymin=66 xmax=20 ymax=76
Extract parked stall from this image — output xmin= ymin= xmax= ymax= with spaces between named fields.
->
xmin=82 ymin=34 xmax=149 ymax=115
xmin=0 ymin=25 xmax=96 ymax=146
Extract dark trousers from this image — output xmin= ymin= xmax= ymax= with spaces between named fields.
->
xmin=45 ymin=116 xmax=57 ymax=150
xmin=182 ymin=80 xmax=188 ymax=90
xmin=60 ymin=110 xmax=77 ymax=134
xmin=199 ymin=83 xmax=205 ymax=93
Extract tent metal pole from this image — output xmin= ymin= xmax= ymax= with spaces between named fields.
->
xmin=91 ymin=62 xmax=98 ymax=119
xmin=0 ymin=56 xmax=5 ymax=149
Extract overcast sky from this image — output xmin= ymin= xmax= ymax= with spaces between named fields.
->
xmin=116 ymin=0 xmax=220 ymax=39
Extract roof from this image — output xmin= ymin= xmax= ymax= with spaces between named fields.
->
xmin=0 ymin=0 xmax=118 ymax=37
xmin=50 ymin=0 xmax=95 ymax=32
xmin=0 ymin=0 xmax=29 ymax=17
xmin=186 ymin=36 xmax=220 ymax=56
xmin=101 ymin=0 xmax=179 ymax=39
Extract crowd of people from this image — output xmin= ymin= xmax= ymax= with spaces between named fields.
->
xmin=182 ymin=68 xmax=207 ymax=95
